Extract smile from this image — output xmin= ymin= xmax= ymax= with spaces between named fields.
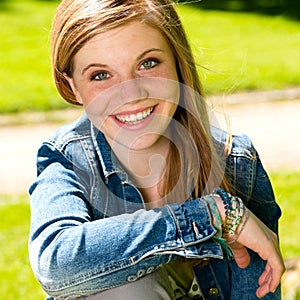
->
xmin=114 ymin=106 xmax=154 ymax=124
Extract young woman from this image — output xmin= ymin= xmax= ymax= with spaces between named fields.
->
xmin=28 ymin=0 xmax=284 ymax=299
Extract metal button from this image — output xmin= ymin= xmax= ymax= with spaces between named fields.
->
xmin=146 ymin=266 xmax=155 ymax=274
xmin=209 ymin=287 xmax=219 ymax=296
xmin=137 ymin=269 xmax=146 ymax=277
xmin=127 ymin=275 xmax=137 ymax=282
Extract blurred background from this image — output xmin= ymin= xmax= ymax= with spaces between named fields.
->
xmin=0 ymin=0 xmax=299 ymax=298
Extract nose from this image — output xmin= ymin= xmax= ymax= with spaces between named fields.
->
xmin=119 ymin=78 xmax=149 ymax=104
xmin=95 ymin=77 xmax=150 ymax=116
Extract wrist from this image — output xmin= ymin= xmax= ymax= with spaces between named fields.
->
xmin=212 ymin=188 xmax=249 ymax=244
xmin=214 ymin=195 xmax=227 ymax=222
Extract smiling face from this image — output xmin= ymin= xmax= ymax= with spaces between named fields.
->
xmin=65 ymin=21 xmax=180 ymax=151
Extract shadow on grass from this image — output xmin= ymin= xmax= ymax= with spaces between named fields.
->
xmin=0 ymin=0 xmax=8 ymax=11
xmin=2 ymin=0 xmax=300 ymax=20
xmin=178 ymin=0 xmax=300 ymax=20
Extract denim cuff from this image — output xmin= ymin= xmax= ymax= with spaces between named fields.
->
xmin=168 ymin=199 xmax=217 ymax=245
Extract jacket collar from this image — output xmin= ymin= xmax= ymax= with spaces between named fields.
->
xmin=90 ymin=122 xmax=129 ymax=183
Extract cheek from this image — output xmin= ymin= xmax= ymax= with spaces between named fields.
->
xmin=83 ymin=87 xmax=120 ymax=128
xmin=167 ymin=102 xmax=179 ymax=120
xmin=157 ymin=64 xmax=178 ymax=81
xmin=158 ymin=65 xmax=180 ymax=104
xmin=78 ymin=86 xmax=105 ymax=108
xmin=166 ymin=81 xmax=180 ymax=109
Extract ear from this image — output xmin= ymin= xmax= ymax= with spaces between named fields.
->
xmin=63 ymin=72 xmax=84 ymax=105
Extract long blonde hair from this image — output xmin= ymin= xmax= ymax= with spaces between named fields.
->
xmin=51 ymin=0 xmax=228 ymax=200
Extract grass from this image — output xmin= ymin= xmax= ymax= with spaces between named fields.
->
xmin=0 ymin=194 xmax=46 ymax=299
xmin=0 ymin=171 xmax=299 ymax=299
xmin=178 ymin=5 xmax=300 ymax=95
xmin=1 ymin=1 xmax=300 ymax=113
xmin=0 ymin=0 xmax=68 ymax=113
xmin=269 ymin=171 xmax=300 ymax=259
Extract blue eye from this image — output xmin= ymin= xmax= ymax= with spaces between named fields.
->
xmin=140 ymin=59 xmax=159 ymax=70
xmin=92 ymin=71 xmax=110 ymax=81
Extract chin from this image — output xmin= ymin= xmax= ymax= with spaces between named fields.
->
xmin=129 ymin=137 xmax=160 ymax=151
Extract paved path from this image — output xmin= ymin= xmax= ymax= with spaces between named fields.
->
xmin=214 ymin=99 xmax=300 ymax=170
xmin=1 ymin=99 xmax=300 ymax=194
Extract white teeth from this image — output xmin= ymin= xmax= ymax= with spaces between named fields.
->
xmin=129 ymin=114 xmax=136 ymax=122
xmin=136 ymin=112 xmax=143 ymax=121
xmin=115 ymin=107 xmax=154 ymax=124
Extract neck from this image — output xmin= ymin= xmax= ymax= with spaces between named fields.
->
xmin=108 ymin=136 xmax=170 ymax=200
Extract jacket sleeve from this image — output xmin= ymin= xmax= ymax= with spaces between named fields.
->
xmin=228 ymin=135 xmax=282 ymax=300
xmin=195 ymin=133 xmax=282 ymax=300
xmin=28 ymin=142 xmax=223 ymax=298
xmin=224 ymin=133 xmax=281 ymax=232
xmin=246 ymin=154 xmax=281 ymax=233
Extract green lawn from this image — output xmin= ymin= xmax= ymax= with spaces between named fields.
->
xmin=179 ymin=5 xmax=300 ymax=95
xmin=0 ymin=195 xmax=46 ymax=299
xmin=0 ymin=1 xmax=300 ymax=113
xmin=0 ymin=171 xmax=299 ymax=299
xmin=0 ymin=0 xmax=67 ymax=113
xmin=270 ymin=171 xmax=300 ymax=259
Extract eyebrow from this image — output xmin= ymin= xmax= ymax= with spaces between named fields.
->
xmin=82 ymin=63 xmax=107 ymax=75
xmin=137 ymin=48 xmax=164 ymax=60
xmin=81 ymin=48 xmax=164 ymax=75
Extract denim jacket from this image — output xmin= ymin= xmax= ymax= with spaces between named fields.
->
xmin=29 ymin=114 xmax=281 ymax=299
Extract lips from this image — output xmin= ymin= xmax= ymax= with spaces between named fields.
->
xmin=114 ymin=106 xmax=154 ymax=124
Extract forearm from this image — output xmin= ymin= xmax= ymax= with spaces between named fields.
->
xmin=212 ymin=188 xmax=284 ymax=298
xmin=29 ymin=190 xmax=222 ymax=297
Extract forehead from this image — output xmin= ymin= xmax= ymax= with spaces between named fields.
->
xmin=75 ymin=21 xmax=171 ymax=60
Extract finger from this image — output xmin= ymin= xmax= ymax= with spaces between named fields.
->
xmin=263 ymin=257 xmax=285 ymax=292
xmin=269 ymin=263 xmax=285 ymax=293
xmin=256 ymin=285 xmax=270 ymax=299
xmin=259 ymin=268 xmax=272 ymax=289
xmin=231 ymin=246 xmax=250 ymax=269
xmin=256 ymin=270 xmax=273 ymax=298
xmin=257 ymin=261 xmax=284 ymax=298
xmin=258 ymin=263 xmax=271 ymax=286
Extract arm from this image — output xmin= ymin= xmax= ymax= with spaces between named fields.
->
xmin=28 ymin=143 xmax=222 ymax=297
xmin=214 ymin=196 xmax=285 ymax=299
xmin=222 ymin=134 xmax=284 ymax=298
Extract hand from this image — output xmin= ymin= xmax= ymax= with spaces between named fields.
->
xmin=215 ymin=198 xmax=285 ymax=298
xmin=231 ymin=211 xmax=285 ymax=298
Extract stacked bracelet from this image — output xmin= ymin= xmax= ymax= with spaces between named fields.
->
xmin=226 ymin=209 xmax=250 ymax=245
xmin=212 ymin=188 xmax=248 ymax=242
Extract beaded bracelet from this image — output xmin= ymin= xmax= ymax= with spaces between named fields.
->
xmin=223 ymin=196 xmax=244 ymax=235
xmin=212 ymin=188 xmax=245 ymax=238
xmin=227 ymin=208 xmax=250 ymax=245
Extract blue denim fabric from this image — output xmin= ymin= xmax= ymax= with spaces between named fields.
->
xmin=29 ymin=114 xmax=281 ymax=299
